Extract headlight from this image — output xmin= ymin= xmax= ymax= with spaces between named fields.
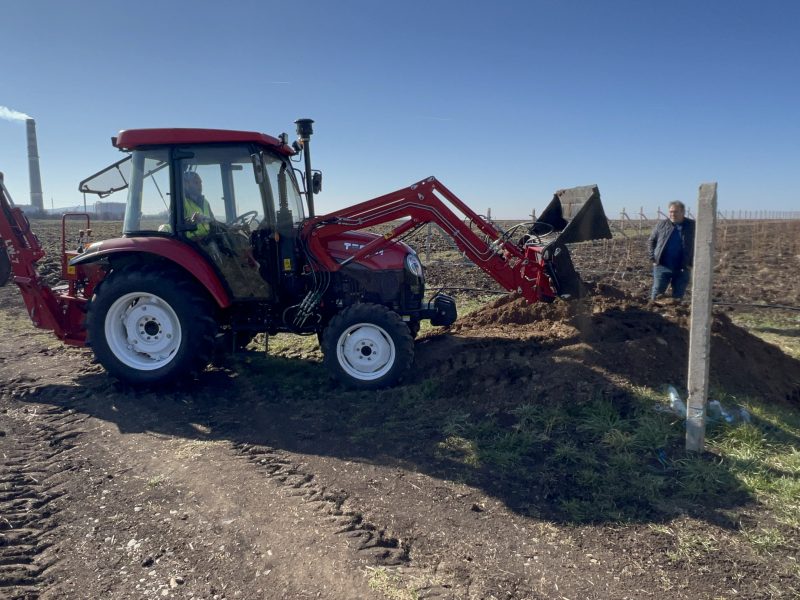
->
xmin=405 ymin=253 xmax=423 ymax=278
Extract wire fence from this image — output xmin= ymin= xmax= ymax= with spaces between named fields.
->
xmin=414 ymin=210 xmax=800 ymax=262
xmin=614 ymin=207 xmax=800 ymax=237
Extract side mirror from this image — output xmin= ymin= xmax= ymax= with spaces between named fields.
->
xmin=251 ymin=153 xmax=265 ymax=184
xmin=312 ymin=171 xmax=322 ymax=195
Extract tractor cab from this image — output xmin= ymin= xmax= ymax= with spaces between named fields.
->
xmin=79 ymin=129 xmax=307 ymax=302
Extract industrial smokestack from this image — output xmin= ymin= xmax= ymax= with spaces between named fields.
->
xmin=25 ymin=119 xmax=44 ymax=213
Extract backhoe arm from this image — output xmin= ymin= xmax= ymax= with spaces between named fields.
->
xmin=0 ymin=179 xmax=87 ymax=344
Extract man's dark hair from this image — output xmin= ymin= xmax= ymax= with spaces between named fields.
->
xmin=668 ymin=200 xmax=685 ymax=212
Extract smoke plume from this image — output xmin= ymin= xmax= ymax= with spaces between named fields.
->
xmin=0 ymin=105 xmax=32 ymax=121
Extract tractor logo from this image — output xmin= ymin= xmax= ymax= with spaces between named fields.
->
xmin=343 ymin=241 xmax=384 ymax=256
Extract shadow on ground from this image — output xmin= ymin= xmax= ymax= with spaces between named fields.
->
xmin=17 ymin=326 xmax=785 ymax=529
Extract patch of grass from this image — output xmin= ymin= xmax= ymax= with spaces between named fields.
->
xmin=427 ymin=382 xmax=800 ymax=527
xmin=708 ymin=399 xmax=800 ymax=532
xmin=435 ymin=435 xmax=480 ymax=467
xmin=146 ymin=474 xmax=166 ymax=489
xmin=366 ymin=567 xmax=419 ymax=600
xmin=512 ymin=403 xmax=565 ymax=440
xmin=237 ymin=353 xmax=328 ymax=399
xmin=432 ymin=390 xmax=696 ymax=522
xmin=730 ymin=311 xmax=800 ymax=359
xmin=173 ymin=439 xmax=223 ymax=459
xmin=340 ymin=379 xmax=449 ymax=451
xmin=665 ymin=530 xmax=720 ymax=563
xmin=648 ymin=523 xmax=675 ymax=537
xmin=263 ymin=332 xmax=322 ymax=359
xmin=741 ymin=527 xmax=792 ymax=556
xmin=671 ymin=454 xmax=731 ymax=502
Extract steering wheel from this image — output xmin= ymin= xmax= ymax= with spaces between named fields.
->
xmin=228 ymin=210 xmax=259 ymax=228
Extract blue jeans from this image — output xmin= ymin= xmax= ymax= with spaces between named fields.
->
xmin=651 ymin=264 xmax=690 ymax=299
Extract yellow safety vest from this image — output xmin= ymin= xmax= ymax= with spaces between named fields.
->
xmin=184 ymin=194 xmax=213 ymax=238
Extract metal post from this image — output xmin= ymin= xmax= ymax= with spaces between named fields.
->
xmin=686 ymin=182 xmax=718 ymax=452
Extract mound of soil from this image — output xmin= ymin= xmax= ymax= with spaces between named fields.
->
xmin=421 ymin=284 xmax=800 ymax=406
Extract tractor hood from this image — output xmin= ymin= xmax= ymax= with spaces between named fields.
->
xmin=321 ymin=230 xmax=413 ymax=271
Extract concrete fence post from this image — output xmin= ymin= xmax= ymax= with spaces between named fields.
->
xmin=686 ymin=183 xmax=718 ymax=452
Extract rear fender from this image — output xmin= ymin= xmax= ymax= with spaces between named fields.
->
xmin=70 ymin=237 xmax=232 ymax=308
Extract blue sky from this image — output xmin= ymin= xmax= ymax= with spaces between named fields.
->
xmin=1 ymin=0 xmax=798 ymax=218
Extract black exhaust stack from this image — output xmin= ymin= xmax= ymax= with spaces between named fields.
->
xmin=295 ymin=118 xmax=315 ymax=218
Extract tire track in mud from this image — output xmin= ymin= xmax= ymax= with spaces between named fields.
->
xmin=203 ymin=359 xmax=538 ymax=599
xmin=189 ymin=370 xmax=415 ymax=571
xmin=0 ymin=404 xmax=86 ymax=599
xmin=230 ymin=443 xmax=460 ymax=598
xmin=229 ymin=433 xmax=515 ymax=598
xmin=232 ymin=443 xmax=410 ymax=566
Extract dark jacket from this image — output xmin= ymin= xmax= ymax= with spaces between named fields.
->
xmin=648 ymin=218 xmax=695 ymax=270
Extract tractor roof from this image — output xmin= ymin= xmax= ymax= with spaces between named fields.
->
xmin=113 ymin=128 xmax=295 ymax=155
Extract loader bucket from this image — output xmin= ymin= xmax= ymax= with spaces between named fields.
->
xmin=529 ymin=185 xmax=612 ymax=299
xmin=533 ymin=184 xmax=612 ymax=245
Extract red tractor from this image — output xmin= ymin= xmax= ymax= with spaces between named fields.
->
xmin=0 ymin=119 xmax=611 ymax=389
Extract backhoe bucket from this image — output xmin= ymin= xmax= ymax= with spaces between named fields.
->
xmin=534 ymin=184 xmax=612 ymax=245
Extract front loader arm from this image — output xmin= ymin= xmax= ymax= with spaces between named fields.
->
xmin=302 ymin=177 xmax=557 ymax=302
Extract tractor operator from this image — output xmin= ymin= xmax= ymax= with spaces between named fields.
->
xmin=648 ymin=200 xmax=695 ymax=300
xmin=182 ymin=171 xmax=214 ymax=238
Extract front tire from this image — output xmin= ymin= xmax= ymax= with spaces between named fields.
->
xmin=322 ymin=303 xmax=414 ymax=389
xmin=87 ymin=267 xmax=216 ymax=385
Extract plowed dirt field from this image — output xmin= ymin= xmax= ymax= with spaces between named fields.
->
xmin=1 ymin=219 xmax=799 ymax=599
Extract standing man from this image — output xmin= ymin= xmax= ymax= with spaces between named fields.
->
xmin=648 ymin=200 xmax=695 ymax=300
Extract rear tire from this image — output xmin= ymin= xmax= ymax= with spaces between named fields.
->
xmin=322 ymin=303 xmax=414 ymax=389
xmin=87 ymin=266 xmax=217 ymax=385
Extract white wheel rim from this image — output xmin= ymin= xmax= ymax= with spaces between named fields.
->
xmin=336 ymin=322 xmax=396 ymax=381
xmin=104 ymin=292 xmax=182 ymax=371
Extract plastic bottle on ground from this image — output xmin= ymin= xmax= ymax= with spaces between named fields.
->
xmin=667 ymin=385 xmax=686 ymax=418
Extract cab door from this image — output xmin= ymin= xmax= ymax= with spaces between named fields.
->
xmin=177 ymin=145 xmax=272 ymax=300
